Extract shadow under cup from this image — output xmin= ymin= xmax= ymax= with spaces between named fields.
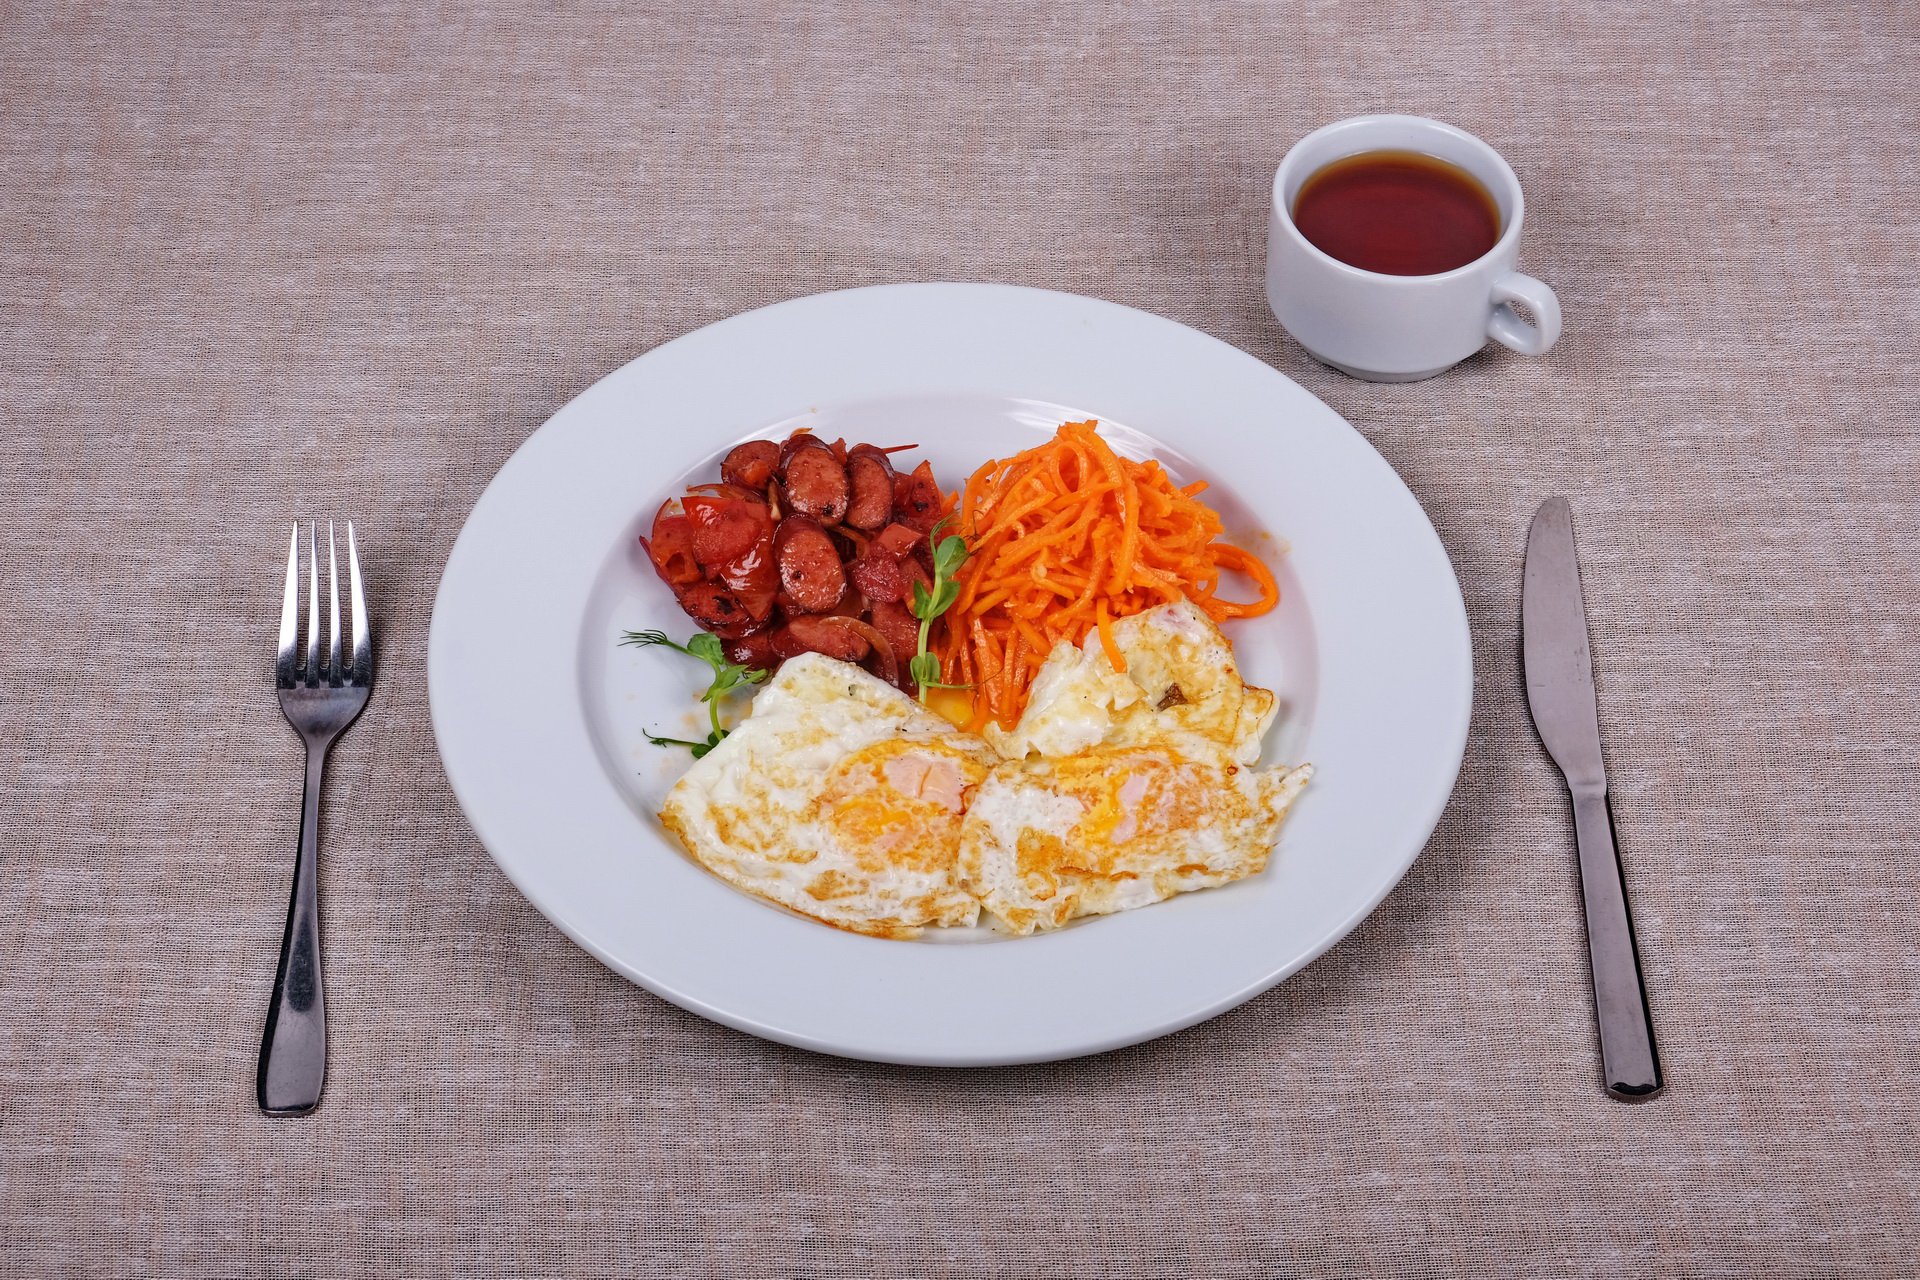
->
xmin=1266 ymin=114 xmax=1560 ymax=383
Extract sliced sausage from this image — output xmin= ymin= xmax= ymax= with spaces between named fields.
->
xmin=844 ymin=447 xmax=897 ymax=531
xmin=719 ymin=440 xmax=780 ymax=491
xmin=779 ymin=431 xmax=824 ymax=469
xmin=675 ymin=582 xmax=764 ymax=640
xmin=899 ymin=555 xmax=933 ymax=606
xmin=893 ymin=460 xmax=944 ymax=532
xmin=723 ymin=630 xmax=779 ymax=672
xmin=850 ymin=551 xmax=906 ymax=604
xmin=774 ymin=515 xmax=847 ymax=613
xmin=782 ymin=443 xmax=851 ymax=525
xmin=868 ymin=599 xmax=923 ymax=691
xmin=777 ymin=614 xmax=871 ymax=663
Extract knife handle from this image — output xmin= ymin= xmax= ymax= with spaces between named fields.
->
xmin=1570 ymin=787 xmax=1664 ymax=1101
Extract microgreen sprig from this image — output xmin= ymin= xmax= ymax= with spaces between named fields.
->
xmin=908 ymin=518 xmax=972 ymax=703
xmin=619 ymin=628 xmax=769 ymax=757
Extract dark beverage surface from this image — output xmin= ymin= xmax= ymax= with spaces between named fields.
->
xmin=1292 ymin=150 xmax=1501 ymax=276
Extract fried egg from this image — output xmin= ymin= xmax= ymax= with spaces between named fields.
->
xmin=964 ymin=600 xmax=1308 ymax=933
xmin=985 ymin=599 xmax=1278 ymax=766
xmin=659 ymin=653 xmax=998 ymax=938
xmin=958 ymin=734 xmax=1311 ymax=934
xmin=658 ymin=603 xmax=1308 ymax=938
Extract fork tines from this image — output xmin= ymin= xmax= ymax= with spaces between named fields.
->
xmin=277 ymin=521 xmax=372 ymax=689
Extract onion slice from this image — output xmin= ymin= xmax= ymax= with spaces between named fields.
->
xmin=818 ymin=615 xmax=897 ymax=686
xmin=830 ymin=525 xmax=870 ymax=557
xmin=684 ymin=482 xmax=766 ymax=503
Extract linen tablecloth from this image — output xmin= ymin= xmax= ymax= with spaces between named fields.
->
xmin=3 ymin=3 xmax=1916 ymax=1275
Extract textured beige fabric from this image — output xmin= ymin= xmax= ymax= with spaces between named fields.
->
xmin=3 ymin=2 xmax=1917 ymax=1276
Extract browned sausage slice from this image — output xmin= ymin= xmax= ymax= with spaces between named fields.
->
xmin=844 ymin=448 xmax=897 ymax=531
xmin=782 ymin=444 xmax=851 ymax=525
xmin=849 ymin=551 xmax=906 ymax=603
xmin=868 ymin=599 xmax=923 ymax=691
xmin=899 ymin=555 xmax=932 ymax=603
xmin=778 ymin=431 xmax=822 ymax=469
xmin=675 ymin=582 xmax=765 ymax=639
xmin=778 ymin=614 xmax=871 ymax=663
xmin=774 ymin=516 xmax=847 ymax=613
xmin=722 ymin=630 xmax=779 ymax=672
xmin=720 ymin=440 xmax=780 ymax=491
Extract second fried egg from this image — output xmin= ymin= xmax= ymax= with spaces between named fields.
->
xmin=959 ymin=733 xmax=1312 ymax=934
xmin=985 ymin=599 xmax=1278 ymax=765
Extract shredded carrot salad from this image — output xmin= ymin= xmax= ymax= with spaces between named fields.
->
xmin=938 ymin=419 xmax=1279 ymax=732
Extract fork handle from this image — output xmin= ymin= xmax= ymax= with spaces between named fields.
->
xmin=258 ymin=739 xmax=329 ymax=1114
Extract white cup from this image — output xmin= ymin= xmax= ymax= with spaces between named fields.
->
xmin=1266 ymin=114 xmax=1562 ymax=382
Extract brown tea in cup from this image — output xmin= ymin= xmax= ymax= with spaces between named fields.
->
xmin=1292 ymin=150 xmax=1500 ymax=276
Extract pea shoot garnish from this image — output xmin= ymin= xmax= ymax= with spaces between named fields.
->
xmin=908 ymin=519 xmax=972 ymax=703
xmin=619 ymin=629 xmax=768 ymax=758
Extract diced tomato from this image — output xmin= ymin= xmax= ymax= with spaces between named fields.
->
xmin=710 ymin=506 xmax=778 ymax=620
xmin=684 ymin=496 xmax=769 ymax=568
xmin=641 ymin=501 xmax=702 ymax=588
xmin=893 ymin=460 xmax=944 ymax=532
xmin=874 ymin=522 xmax=924 ymax=559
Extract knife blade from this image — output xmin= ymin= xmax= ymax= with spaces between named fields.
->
xmin=1522 ymin=497 xmax=1664 ymax=1101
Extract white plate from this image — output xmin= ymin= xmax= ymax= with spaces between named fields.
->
xmin=429 ymin=283 xmax=1471 ymax=1066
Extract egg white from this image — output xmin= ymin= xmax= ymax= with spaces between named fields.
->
xmin=657 ymin=604 xmax=1309 ymax=938
xmin=958 ymin=734 xmax=1312 ymax=934
xmin=659 ymin=653 xmax=998 ymax=938
xmin=986 ymin=599 xmax=1277 ymax=766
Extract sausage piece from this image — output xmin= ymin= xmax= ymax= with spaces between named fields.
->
xmin=850 ymin=551 xmax=906 ymax=604
xmin=844 ymin=447 xmax=897 ymax=531
xmin=777 ymin=614 xmax=871 ymax=663
xmin=722 ymin=630 xmax=780 ymax=672
xmin=868 ymin=599 xmax=923 ymax=691
xmin=720 ymin=440 xmax=780 ymax=491
xmin=778 ymin=431 xmax=822 ymax=469
xmin=774 ymin=515 xmax=847 ymax=613
xmin=899 ymin=555 xmax=932 ymax=603
xmin=675 ymin=581 xmax=765 ymax=640
xmin=782 ymin=443 xmax=851 ymax=525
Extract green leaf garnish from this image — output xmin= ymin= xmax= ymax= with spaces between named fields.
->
xmin=933 ymin=533 xmax=968 ymax=577
xmin=622 ymin=628 xmax=769 ymax=756
xmin=643 ymin=730 xmax=718 ymax=759
xmin=909 ymin=524 xmax=971 ymax=704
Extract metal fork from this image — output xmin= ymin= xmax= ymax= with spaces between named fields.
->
xmin=258 ymin=521 xmax=372 ymax=1115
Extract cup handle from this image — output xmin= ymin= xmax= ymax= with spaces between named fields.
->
xmin=1488 ymin=272 xmax=1562 ymax=357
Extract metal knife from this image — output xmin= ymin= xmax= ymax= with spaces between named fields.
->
xmin=1522 ymin=497 xmax=1664 ymax=1101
